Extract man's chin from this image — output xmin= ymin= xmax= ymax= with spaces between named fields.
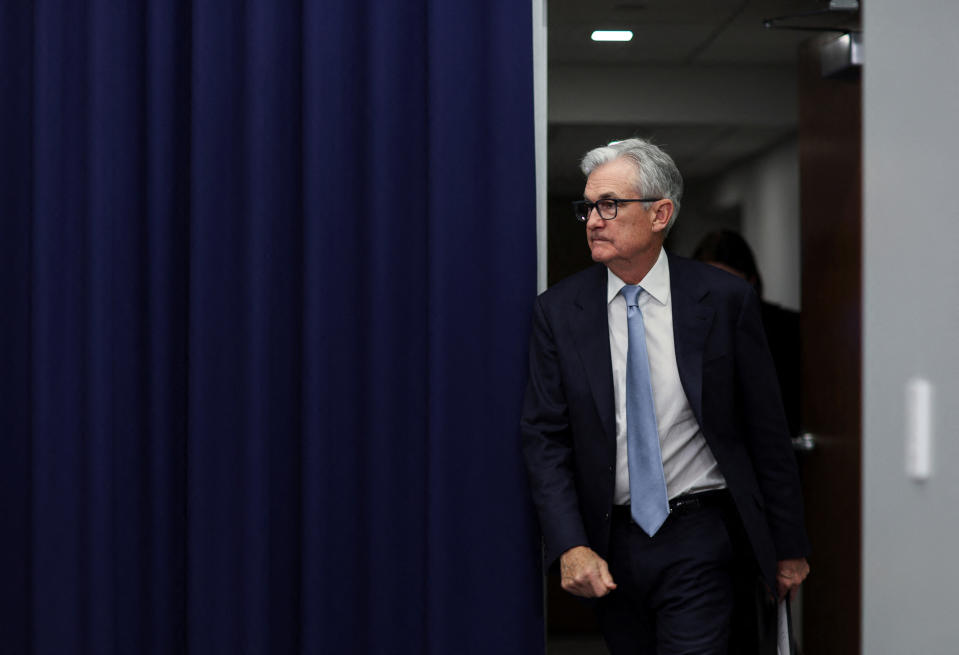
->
xmin=589 ymin=246 xmax=611 ymax=263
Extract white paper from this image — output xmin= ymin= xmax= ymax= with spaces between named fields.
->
xmin=777 ymin=598 xmax=791 ymax=655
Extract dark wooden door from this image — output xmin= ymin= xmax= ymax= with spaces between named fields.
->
xmin=797 ymin=36 xmax=862 ymax=655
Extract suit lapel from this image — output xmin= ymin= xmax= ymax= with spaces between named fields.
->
xmin=568 ymin=265 xmax=617 ymax=452
xmin=564 ymin=257 xmax=713 ymax=452
xmin=668 ymin=254 xmax=714 ymax=429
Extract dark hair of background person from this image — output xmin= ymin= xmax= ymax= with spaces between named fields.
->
xmin=692 ymin=229 xmax=764 ymax=298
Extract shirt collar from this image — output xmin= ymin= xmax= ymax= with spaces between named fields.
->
xmin=606 ymin=247 xmax=670 ymax=306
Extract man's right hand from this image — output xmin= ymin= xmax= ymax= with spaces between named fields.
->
xmin=559 ymin=546 xmax=617 ymax=598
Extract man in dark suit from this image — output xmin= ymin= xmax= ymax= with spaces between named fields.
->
xmin=520 ymin=139 xmax=809 ymax=654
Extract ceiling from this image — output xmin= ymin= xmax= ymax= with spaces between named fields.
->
xmin=547 ymin=0 xmax=860 ymax=191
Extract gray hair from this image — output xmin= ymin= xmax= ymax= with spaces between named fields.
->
xmin=580 ymin=138 xmax=684 ymax=234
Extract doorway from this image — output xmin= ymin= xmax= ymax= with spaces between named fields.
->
xmin=542 ymin=2 xmax=862 ymax=652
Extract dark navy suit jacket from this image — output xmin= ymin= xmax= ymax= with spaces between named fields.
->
xmin=520 ymin=253 xmax=809 ymax=590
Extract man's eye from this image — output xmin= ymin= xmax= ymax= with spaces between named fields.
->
xmin=598 ymin=200 xmax=616 ymax=211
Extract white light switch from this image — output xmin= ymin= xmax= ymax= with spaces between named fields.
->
xmin=905 ymin=378 xmax=933 ymax=481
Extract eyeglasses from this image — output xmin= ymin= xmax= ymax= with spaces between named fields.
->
xmin=572 ymin=197 xmax=663 ymax=222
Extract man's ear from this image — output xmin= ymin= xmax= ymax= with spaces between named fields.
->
xmin=651 ymin=200 xmax=673 ymax=233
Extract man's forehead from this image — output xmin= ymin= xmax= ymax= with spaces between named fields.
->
xmin=584 ymin=159 xmax=637 ymax=197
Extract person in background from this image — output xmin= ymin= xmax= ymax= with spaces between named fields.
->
xmin=692 ymin=230 xmax=801 ymax=438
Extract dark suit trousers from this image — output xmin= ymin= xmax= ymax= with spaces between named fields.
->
xmin=597 ymin=502 xmax=737 ymax=655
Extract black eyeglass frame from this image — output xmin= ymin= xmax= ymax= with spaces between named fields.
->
xmin=572 ymin=197 xmax=664 ymax=222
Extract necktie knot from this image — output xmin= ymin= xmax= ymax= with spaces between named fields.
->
xmin=621 ymin=284 xmax=643 ymax=308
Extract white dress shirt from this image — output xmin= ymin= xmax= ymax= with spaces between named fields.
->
xmin=608 ymin=248 xmax=726 ymax=505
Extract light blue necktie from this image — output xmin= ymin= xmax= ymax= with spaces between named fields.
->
xmin=621 ymin=285 xmax=670 ymax=536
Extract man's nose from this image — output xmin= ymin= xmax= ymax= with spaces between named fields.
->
xmin=585 ymin=206 xmax=605 ymax=228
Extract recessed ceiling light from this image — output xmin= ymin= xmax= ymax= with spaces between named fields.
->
xmin=591 ymin=30 xmax=633 ymax=42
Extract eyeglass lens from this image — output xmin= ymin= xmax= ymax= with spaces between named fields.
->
xmin=574 ymin=199 xmax=618 ymax=221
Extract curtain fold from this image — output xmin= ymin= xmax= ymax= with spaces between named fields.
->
xmin=0 ymin=5 xmax=35 ymax=654
xmin=1 ymin=1 xmax=542 ymax=653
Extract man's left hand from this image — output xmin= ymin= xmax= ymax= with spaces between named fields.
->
xmin=776 ymin=557 xmax=809 ymax=600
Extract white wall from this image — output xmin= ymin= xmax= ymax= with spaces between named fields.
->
xmin=862 ymin=1 xmax=959 ymax=653
xmin=710 ymin=139 xmax=801 ymax=310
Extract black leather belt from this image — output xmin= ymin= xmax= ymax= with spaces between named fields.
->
xmin=612 ymin=489 xmax=730 ymax=523
xmin=668 ymin=489 xmax=730 ymax=515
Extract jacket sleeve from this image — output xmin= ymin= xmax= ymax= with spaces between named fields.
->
xmin=519 ymin=295 xmax=589 ymax=567
xmin=734 ymin=286 xmax=811 ymax=560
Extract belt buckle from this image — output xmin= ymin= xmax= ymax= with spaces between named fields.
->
xmin=670 ymin=494 xmax=701 ymax=514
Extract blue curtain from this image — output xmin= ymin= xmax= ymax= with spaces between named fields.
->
xmin=0 ymin=1 xmax=543 ymax=653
